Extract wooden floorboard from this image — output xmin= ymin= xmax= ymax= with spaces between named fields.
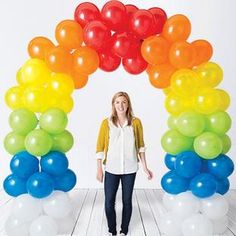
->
xmin=0 ymin=189 xmax=235 ymax=236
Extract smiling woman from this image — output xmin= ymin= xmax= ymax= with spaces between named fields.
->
xmin=1 ymin=0 xmax=235 ymax=236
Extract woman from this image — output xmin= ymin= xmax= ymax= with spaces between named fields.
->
xmin=96 ymin=91 xmax=153 ymax=236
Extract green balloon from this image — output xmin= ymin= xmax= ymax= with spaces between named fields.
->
xmin=161 ymin=130 xmax=193 ymax=155
xmin=206 ymin=111 xmax=231 ymax=134
xmin=220 ymin=134 xmax=231 ymax=154
xmin=194 ymin=132 xmax=223 ymax=159
xmin=177 ymin=111 xmax=206 ymax=137
xmin=167 ymin=115 xmax=178 ymax=130
xmin=52 ymin=130 xmax=74 ymax=153
xmin=25 ymin=129 xmax=52 ymax=156
xmin=39 ymin=108 xmax=68 ymax=134
xmin=4 ymin=132 xmax=25 ymax=155
xmin=9 ymin=108 xmax=38 ymax=135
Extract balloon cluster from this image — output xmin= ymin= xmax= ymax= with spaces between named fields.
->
xmin=3 ymin=1 xmax=233 ymax=236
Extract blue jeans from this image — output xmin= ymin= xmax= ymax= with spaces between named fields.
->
xmin=104 ymin=171 xmax=136 ymax=235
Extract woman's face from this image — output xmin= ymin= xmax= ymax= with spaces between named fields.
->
xmin=114 ymin=96 xmax=128 ymax=116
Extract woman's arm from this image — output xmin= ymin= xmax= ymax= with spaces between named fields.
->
xmin=96 ymin=159 xmax=103 ymax=182
xmin=139 ymin=152 xmax=153 ymax=180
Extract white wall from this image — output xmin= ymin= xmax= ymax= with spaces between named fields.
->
xmin=0 ymin=0 xmax=235 ymax=189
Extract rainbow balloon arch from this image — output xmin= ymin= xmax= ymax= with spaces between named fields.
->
xmin=3 ymin=1 xmax=234 ymax=236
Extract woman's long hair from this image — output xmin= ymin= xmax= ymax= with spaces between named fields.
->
xmin=110 ymin=91 xmax=134 ymax=126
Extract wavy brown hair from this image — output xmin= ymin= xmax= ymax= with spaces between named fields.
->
xmin=110 ymin=92 xmax=134 ymax=127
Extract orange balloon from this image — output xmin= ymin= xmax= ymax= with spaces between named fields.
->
xmin=72 ymin=46 xmax=99 ymax=75
xmin=148 ymin=64 xmax=176 ymax=89
xmin=141 ymin=36 xmax=169 ymax=65
xmin=28 ymin=37 xmax=54 ymax=59
xmin=191 ymin=40 xmax=213 ymax=66
xmin=45 ymin=46 xmax=72 ymax=73
xmin=162 ymin=14 xmax=191 ymax=43
xmin=71 ymin=71 xmax=89 ymax=89
xmin=169 ymin=41 xmax=196 ymax=69
xmin=55 ymin=20 xmax=83 ymax=49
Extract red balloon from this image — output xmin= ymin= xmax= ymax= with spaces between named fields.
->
xmin=149 ymin=7 xmax=167 ymax=34
xmin=74 ymin=2 xmax=100 ymax=27
xmin=130 ymin=9 xmax=155 ymax=39
xmin=122 ymin=52 xmax=147 ymax=75
xmin=99 ymin=49 xmax=121 ymax=72
xmin=101 ymin=0 xmax=127 ymax=32
xmin=112 ymin=32 xmax=141 ymax=58
xmin=125 ymin=4 xmax=138 ymax=19
xmin=125 ymin=4 xmax=139 ymax=31
xmin=83 ymin=21 xmax=111 ymax=51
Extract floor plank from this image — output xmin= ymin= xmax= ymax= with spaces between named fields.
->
xmin=135 ymin=189 xmax=160 ymax=236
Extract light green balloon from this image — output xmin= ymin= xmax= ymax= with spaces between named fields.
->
xmin=39 ymin=108 xmax=68 ymax=134
xmin=167 ymin=115 xmax=178 ymax=130
xmin=177 ymin=111 xmax=206 ymax=137
xmin=206 ymin=111 xmax=231 ymax=134
xmin=9 ymin=108 xmax=38 ymax=135
xmin=161 ymin=130 xmax=193 ymax=155
xmin=25 ymin=129 xmax=52 ymax=156
xmin=194 ymin=132 xmax=223 ymax=159
xmin=52 ymin=130 xmax=74 ymax=153
xmin=220 ymin=134 xmax=231 ymax=154
xmin=4 ymin=132 xmax=25 ymax=155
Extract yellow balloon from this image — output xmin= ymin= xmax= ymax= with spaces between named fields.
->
xmin=46 ymin=73 xmax=74 ymax=96
xmin=163 ymin=87 xmax=172 ymax=96
xmin=165 ymin=93 xmax=189 ymax=115
xmin=194 ymin=62 xmax=223 ymax=88
xmin=216 ymin=89 xmax=230 ymax=111
xmin=20 ymin=58 xmax=50 ymax=85
xmin=194 ymin=88 xmax=221 ymax=114
xmin=5 ymin=86 xmax=24 ymax=110
xmin=23 ymin=86 xmax=47 ymax=113
xmin=170 ymin=69 xmax=200 ymax=97
xmin=60 ymin=96 xmax=74 ymax=113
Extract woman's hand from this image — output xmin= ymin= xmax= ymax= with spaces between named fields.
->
xmin=96 ymin=168 xmax=104 ymax=183
xmin=143 ymin=168 xmax=153 ymax=180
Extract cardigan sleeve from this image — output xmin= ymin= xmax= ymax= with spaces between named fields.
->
xmin=135 ymin=118 xmax=146 ymax=153
xmin=96 ymin=119 xmax=107 ymax=159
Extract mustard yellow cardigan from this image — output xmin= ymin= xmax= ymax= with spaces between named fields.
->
xmin=96 ymin=117 xmax=145 ymax=164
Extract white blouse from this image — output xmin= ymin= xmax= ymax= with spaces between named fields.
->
xmin=96 ymin=118 xmax=146 ymax=175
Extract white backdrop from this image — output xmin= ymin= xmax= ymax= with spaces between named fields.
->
xmin=0 ymin=0 xmax=235 ymax=189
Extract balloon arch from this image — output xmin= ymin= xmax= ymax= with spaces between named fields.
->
xmin=3 ymin=1 xmax=234 ymax=235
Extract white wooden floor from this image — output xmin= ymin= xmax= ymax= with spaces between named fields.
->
xmin=0 ymin=189 xmax=236 ymax=236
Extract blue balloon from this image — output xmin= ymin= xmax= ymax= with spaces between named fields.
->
xmin=216 ymin=178 xmax=230 ymax=195
xmin=3 ymin=174 xmax=27 ymax=197
xmin=10 ymin=151 xmax=39 ymax=179
xmin=190 ymin=173 xmax=217 ymax=198
xmin=161 ymin=170 xmax=189 ymax=194
xmin=175 ymin=151 xmax=202 ymax=178
xmin=54 ymin=169 xmax=77 ymax=192
xmin=40 ymin=151 xmax=69 ymax=176
xmin=206 ymin=154 xmax=234 ymax=179
xmin=164 ymin=153 xmax=177 ymax=170
xmin=27 ymin=172 xmax=54 ymax=198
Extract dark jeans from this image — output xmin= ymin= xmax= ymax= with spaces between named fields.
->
xmin=104 ymin=171 xmax=136 ymax=235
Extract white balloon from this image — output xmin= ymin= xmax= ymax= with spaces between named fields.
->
xmin=56 ymin=214 xmax=75 ymax=234
xmin=43 ymin=191 xmax=72 ymax=219
xmin=159 ymin=212 xmax=182 ymax=236
xmin=29 ymin=215 xmax=58 ymax=236
xmin=162 ymin=192 xmax=176 ymax=211
xmin=172 ymin=192 xmax=200 ymax=219
xmin=12 ymin=194 xmax=42 ymax=222
xmin=182 ymin=213 xmax=213 ymax=236
xmin=5 ymin=215 xmax=31 ymax=236
xmin=201 ymin=193 xmax=229 ymax=220
xmin=212 ymin=215 xmax=228 ymax=234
